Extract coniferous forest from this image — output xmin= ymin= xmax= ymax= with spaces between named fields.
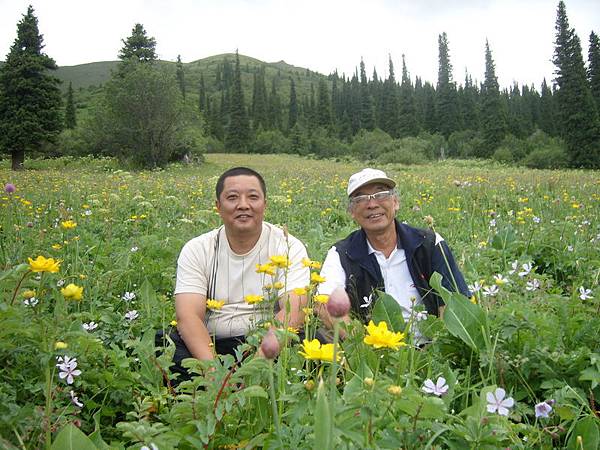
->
xmin=1 ymin=1 xmax=599 ymax=170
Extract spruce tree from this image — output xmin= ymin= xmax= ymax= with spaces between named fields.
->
xmin=398 ymin=54 xmax=419 ymax=137
xmin=198 ymin=73 xmax=207 ymax=112
xmin=380 ymin=55 xmax=400 ymax=137
xmin=118 ymin=23 xmax=157 ymax=63
xmin=316 ymin=79 xmax=332 ymax=129
xmin=176 ymin=54 xmax=186 ymax=100
xmin=480 ymin=40 xmax=507 ymax=157
xmin=0 ymin=5 xmax=63 ymax=170
xmin=288 ymin=78 xmax=298 ymax=130
xmin=251 ymin=67 xmax=268 ymax=131
xmin=436 ymin=33 xmax=460 ymax=138
xmin=459 ymin=72 xmax=480 ymax=131
xmin=359 ymin=59 xmax=375 ymax=131
xmin=267 ymin=78 xmax=282 ymax=130
xmin=589 ymin=31 xmax=600 ymax=110
xmin=553 ymin=1 xmax=600 ymax=168
xmin=539 ymin=78 xmax=557 ymax=135
xmin=225 ymin=51 xmax=250 ymax=152
xmin=65 ymin=82 xmax=77 ymax=129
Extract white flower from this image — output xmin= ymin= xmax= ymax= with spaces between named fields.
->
xmin=69 ymin=390 xmax=84 ymax=408
xmin=415 ymin=311 xmax=428 ymax=322
xmin=518 ymin=263 xmax=533 ymax=277
xmin=486 ymin=387 xmax=514 ymax=416
xmin=526 ymin=279 xmax=540 ymax=291
xmin=533 ymin=216 xmax=541 ymax=224
xmin=23 ymin=297 xmax=39 ymax=307
xmin=508 ymin=260 xmax=519 ymax=275
xmin=82 ymin=321 xmax=98 ymax=331
xmin=84 ymin=210 xmax=92 ymax=216
xmin=141 ymin=444 xmax=159 ymax=450
xmin=567 ymin=245 xmax=574 ymax=252
xmin=122 ymin=291 xmax=136 ymax=302
xmin=493 ymin=274 xmax=510 ymax=285
xmin=534 ymin=401 xmax=552 ymax=418
xmin=422 ymin=377 xmax=449 ymax=396
xmin=489 ymin=219 xmax=496 ymax=227
xmin=57 ymin=279 xmax=65 ymax=287
xmin=57 ymin=356 xmax=82 ymax=385
xmin=360 ymin=294 xmax=373 ymax=308
xmin=579 ymin=287 xmax=593 ymax=300
xmin=482 ymin=285 xmax=499 ymax=297
xmin=130 ymin=246 xmax=139 ymax=252
xmin=468 ymin=281 xmax=482 ymax=293
xmin=125 ymin=310 xmax=139 ymax=321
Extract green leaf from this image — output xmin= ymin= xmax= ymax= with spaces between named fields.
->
xmin=371 ymin=290 xmax=405 ymax=332
xmin=433 ymin=273 xmax=488 ymax=351
xmin=314 ymin=379 xmax=331 ymax=449
xmin=51 ymin=423 xmax=98 ymax=450
xmin=567 ymin=415 xmax=599 ymax=450
xmin=140 ymin=278 xmax=157 ymax=316
xmin=239 ymin=385 xmax=268 ymax=399
xmin=579 ymin=368 xmax=600 ymax=389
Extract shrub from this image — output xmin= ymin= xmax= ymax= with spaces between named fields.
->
xmin=492 ymin=146 xmax=515 ymax=163
xmin=349 ymin=128 xmax=393 ymax=161
xmin=522 ymin=145 xmax=569 ymax=169
xmin=376 ymin=138 xmax=429 ymax=165
xmin=447 ymin=130 xmax=483 ymax=158
xmin=308 ymin=127 xmax=349 ymax=158
xmin=252 ymin=129 xmax=291 ymax=154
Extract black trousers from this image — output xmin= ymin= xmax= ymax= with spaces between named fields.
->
xmin=155 ymin=329 xmax=246 ymax=384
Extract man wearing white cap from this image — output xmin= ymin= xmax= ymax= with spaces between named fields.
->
xmin=318 ymin=168 xmax=469 ymax=335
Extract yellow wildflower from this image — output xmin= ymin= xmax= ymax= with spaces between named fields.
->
xmin=273 ymin=281 xmax=284 ymax=290
xmin=61 ymin=283 xmax=83 ymax=301
xmin=244 ymin=294 xmax=264 ymax=305
xmin=287 ymin=326 xmax=299 ymax=334
xmin=299 ymin=339 xmax=341 ymax=362
xmin=269 ymin=255 xmax=290 ymax=268
xmin=170 ymin=320 xmax=178 ymax=326
xmin=256 ymin=263 xmax=276 ymax=276
xmin=206 ymin=299 xmax=225 ymax=310
xmin=363 ymin=321 xmax=406 ymax=350
xmin=302 ymin=258 xmax=322 ymax=270
xmin=54 ymin=341 xmax=68 ymax=350
xmin=28 ymin=255 xmax=61 ymax=273
xmin=314 ymin=294 xmax=329 ymax=304
xmin=51 ymin=244 xmax=62 ymax=250
xmin=387 ymin=385 xmax=402 ymax=396
xmin=302 ymin=307 xmax=313 ymax=315
xmin=293 ymin=287 xmax=307 ymax=296
xmin=60 ymin=220 xmax=77 ymax=229
xmin=22 ymin=289 xmax=36 ymax=299
xmin=310 ymin=272 xmax=326 ymax=284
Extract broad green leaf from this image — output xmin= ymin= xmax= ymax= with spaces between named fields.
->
xmin=314 ymin=379 xmax=331 ymax=449
xmin=140 ymin=278 xmax=157 ymax=316
xmin=371 ymin=290 xmax=405 ymax=332
xmin=579 ymin=368 xmax=600 ymax=389
xmin=567 ymin=415 xmax=599 ymax=450
xmin=51 ymin=423 xmax=98 ymax=450
xmin=433 ymin=273 xmax=488 ymax=351
xmin=239 ymin=385 xmax=268 ymax=398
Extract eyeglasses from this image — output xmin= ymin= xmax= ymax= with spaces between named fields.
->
xmin=349 ymin=190 xmax=395 ymax=206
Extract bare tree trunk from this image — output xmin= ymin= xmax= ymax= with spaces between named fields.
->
xmin=11 ymin=149 xmax=24 ymax=170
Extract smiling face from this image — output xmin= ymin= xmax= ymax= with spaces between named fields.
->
xmin=349 ymin=182 xmax=399 ymax=235
xmin=216 ymin=175 xmax=266 ymax=237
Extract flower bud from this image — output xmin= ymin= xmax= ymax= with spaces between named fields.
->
xmin=4 ymin=183 xmax=16 ymax=194
xmin=260 ymin=331 xmax=280 ymax=359
xmin=387 ymin=385 xmax=402 ymax=396
xmin=326 ymin=287 xmax=351 ymax=318
xmin=304 ymin=379 xmax=315 ymax=391
xmin=363 ymin=377 xmax=374 ymax=386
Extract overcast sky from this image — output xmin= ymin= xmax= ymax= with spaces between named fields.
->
xmin=1 ymin=0 xmax=598 ymax=88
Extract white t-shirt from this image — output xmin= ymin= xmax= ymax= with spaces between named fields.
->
xmin=175 ymin=222 xmax=309 ymax=338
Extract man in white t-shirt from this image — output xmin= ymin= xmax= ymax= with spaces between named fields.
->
xmin=172 ymin=167 xmax=309 ymax=374
xmin=317 ymin=168 xmax=469 ymax=339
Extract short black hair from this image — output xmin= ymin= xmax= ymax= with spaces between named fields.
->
xmin=215 ymin=167 xmax=267 ymax=199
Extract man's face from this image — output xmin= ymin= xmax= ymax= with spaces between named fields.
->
xmin=216 ymin=175 xmax=266 ymax=235
xmin=349 ymin=182 xmax=398 ymax=234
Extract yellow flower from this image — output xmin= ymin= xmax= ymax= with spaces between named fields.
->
xmin=54 ymin=341 xmax=68 ymax=350
xmin=22 ymin=289 xmax=36 ymax=299
xmin=269 ymin=255 xmax=290 ymax=268
xmin=61 ymin=220 xmax=77 ymax=229
xmin=170 ymin=320 xmax=178 ymax=326
xmin=256 ymin=263 xmax=276 ymax=276
xmin=387 ymin=385 xmax=403 ymax=396
xmin=206 ymin=299 xmax=225 ymax=310
xmin=363 ymin=321 xmax=406 ymax=350
xmin=299 ymin=339 xmax=341 ymax=362
xmin=244 ymin=294 xmax=264 ymax=305
xmin=51 ymin=243 xmax=62 ymax=250
xmin=302 ymin=307 xmax=313 ymax=315
xmin=273 ymin=281 xmax=284 ymax=290
xmin=364 ymin=377 xmax=374 ymax=386
xmin=302 ymin=258 xmax=322 ymax=270
xmin=293 ymin=287 xmax=307 ymax=296
xmin=287 ymin=326 xmax=299 ymax=334
xmin=61 ymin=283 xmax=83 ymax=301
xmin=28 ymin=255 xmax=61 ymax=273
xmin=310 ymin=272 xmax=326 ymax=284
xmin=314 ymin=294 xmax=329 ymax=304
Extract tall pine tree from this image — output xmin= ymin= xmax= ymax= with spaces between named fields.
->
xmin=398 ymin=54 xmax=419 ymax=137
xmin=380 ymin=55 xmax=400 ymax=137
xmin=359 ymin=59 xmax=375 ymax=131
xmin=176 ymin=54 xmax=186 ymax=100
xmin=553 ymin=1 xmax=600 ymax=168
xmin=118 ymin=24 xmax=157 ymax=64
xmin=0 ymin=5 xmax=62 ymax=169
xmin=480 ymin=40 xmax=507 ymax=157
xmin=588 ymin=31 xmax=600 ymax=110
xmin=435 ymin=33 xmax=460 ymax=138
xmin=225 ymin=51 xmax=251 ymax=152
xmin=288 ymin=77 xmax=298 ymax=131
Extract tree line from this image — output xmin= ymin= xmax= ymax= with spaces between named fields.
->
xmin=1 ymin=1 xmax=599 ymax=170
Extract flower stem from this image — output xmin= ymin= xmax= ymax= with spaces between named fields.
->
xmin=267 ymin=361 xmax=281 ymax=437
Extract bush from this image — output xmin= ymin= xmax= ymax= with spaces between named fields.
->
xmin=349 ymin=128 xmax=393 ymax=161
xmin=499 ymin=134 xmax=528 ymax=161
xmin=492 ymin=146 xmax=514 ymax=163
xmin=447 ymin=130 xmax=483 ymax=158
xmin=376 ymin=138 xmax=430 ymax=165
xmin=522 ymin=145 xmax=569 ymax=169
xmin=252 ymin=129 xmax=291 ymax=154
xmin=57 ymin=129 xmax=90 ymax=156
xmin=308 ymin=127 xmax=349 ymax=158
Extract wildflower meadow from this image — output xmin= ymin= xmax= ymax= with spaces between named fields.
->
xmin=1 ymin=154 xmax=599 ymax=449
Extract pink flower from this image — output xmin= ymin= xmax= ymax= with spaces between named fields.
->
xmin=486 ymin=387 xmax=514 ymax=416
xmin=4 ymin=183 xmax=16 ymax=194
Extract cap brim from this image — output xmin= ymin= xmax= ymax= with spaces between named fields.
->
xmin=348 ymin=178 xmax=396 ymax=196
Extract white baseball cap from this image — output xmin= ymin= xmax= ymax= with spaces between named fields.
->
xmin=347 ymin=168 xmax=396 ymax=196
